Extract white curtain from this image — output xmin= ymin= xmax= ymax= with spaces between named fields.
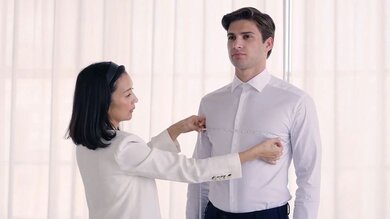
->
xmin=0 ymin=0 xmax=389 ymax=218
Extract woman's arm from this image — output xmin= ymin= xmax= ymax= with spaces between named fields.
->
xmin=167 ymin=115 xmax=205 ymax=141
xmin=115 ymin=133 xmax=282 ymax=183
xmin=167 ymin=115 xmax=283 ymax=164
xmin=238 ymin=138 xmax=282 ymax=164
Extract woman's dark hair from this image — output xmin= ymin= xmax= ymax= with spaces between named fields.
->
xmin=66 ymin=61 xmax=126 ymax=150
xmin=221 ymin=7 xmax=276 ymax=58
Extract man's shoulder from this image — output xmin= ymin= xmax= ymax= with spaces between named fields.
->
xmin=268 ymin=75 xmax=308 ymax=98
xmin=267 ymin=76 xmax=317 ymax=110
xmin=201 ymin=83 xmax=232 ymax=101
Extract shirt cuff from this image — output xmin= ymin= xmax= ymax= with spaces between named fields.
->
xmin=148 ymin=130 xmax=181 ymax=153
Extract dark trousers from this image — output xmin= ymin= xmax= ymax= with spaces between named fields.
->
xmin=204 ymin=201 xmax=290 ymax=219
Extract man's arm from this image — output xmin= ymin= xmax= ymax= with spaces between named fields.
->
xmin=290 ymin=95 xmax=321 ymax=219
xmin=186 ymin=114 xmax=213 ymax=219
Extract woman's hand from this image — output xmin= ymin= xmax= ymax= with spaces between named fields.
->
xmin=239 ymin=138 xmax=283 ymax=164
xmin=167 ymin=115 xmax=205 ymax=141
xmin=177 ymin=115 xmax=205 ymax=133
xmin=255 ymin=138 xmax=283 ymax=164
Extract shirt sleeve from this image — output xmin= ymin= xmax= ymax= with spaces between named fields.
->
xmin=114 ymin=133 xmax=242 ymax=184
xmin=186 ymin=104 xmax=213 ymax=219
xmin=290 ymin=95 xmax=321 ymax=219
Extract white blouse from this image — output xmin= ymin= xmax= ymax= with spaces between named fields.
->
xmin=76 ymin=130 xmax=241 ymax=219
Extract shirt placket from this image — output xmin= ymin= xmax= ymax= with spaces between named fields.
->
xmin=229 ymin=84 xmax=249 ymax=211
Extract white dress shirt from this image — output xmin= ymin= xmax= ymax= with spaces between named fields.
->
xmin=76 ymin=130 xmax=242 ymax=219
xmin=186 ymin=69 xmax=321 ymax=219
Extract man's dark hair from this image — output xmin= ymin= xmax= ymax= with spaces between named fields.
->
xmin=66 ymin=61 xmax=126 ymax=150
xmin=222 ymin=7 xmax=275 ymax=58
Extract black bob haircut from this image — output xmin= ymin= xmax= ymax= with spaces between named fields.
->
xmin=221 ymin=7 xmax=275 ymax=58
xmin=66 ymin=61 xmax=126 ymax=150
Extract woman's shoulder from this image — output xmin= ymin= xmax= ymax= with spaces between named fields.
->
xmin=113 ymin=131 xmax=146 ymax=145
xmin=112 ymin=131 xmax=150 ymax=161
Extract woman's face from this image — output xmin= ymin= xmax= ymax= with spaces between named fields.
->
xmin=108 ymin=73 xmax=138 ymax=128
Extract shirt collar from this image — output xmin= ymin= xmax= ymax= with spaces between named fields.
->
xmin=231 ymin=69 xmax=271 ymax=93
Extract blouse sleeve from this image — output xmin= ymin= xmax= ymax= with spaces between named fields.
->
xmin=147 ymin=130 xmax=181 ymax=153
xmin=114 ymin=132 xmax=242 ymax=183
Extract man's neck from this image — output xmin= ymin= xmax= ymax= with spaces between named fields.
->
xmin=235 ymin=66 xmax=266 ymax=82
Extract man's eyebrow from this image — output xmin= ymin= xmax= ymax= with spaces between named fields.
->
xmin=239 ymin=31 xmax=255 ymax=35
xmin=227 ymin=31 xmax=255 ymax=36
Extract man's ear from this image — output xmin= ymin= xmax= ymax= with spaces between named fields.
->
xmin=265 ymin=37 xmax=274 ymax=51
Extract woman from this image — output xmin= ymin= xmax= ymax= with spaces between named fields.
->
xmin=67 ymin=61 xmax=282 ymax=219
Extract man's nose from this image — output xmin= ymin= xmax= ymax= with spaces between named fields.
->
xmin=233 ymin=39 xmax=243 ymax=49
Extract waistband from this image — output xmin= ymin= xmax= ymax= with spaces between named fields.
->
xmin=205 ymin=202 xmax=290 ymax=219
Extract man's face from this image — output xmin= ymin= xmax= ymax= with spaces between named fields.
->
xmin=227 ymin=19 xmax=273 ymax=72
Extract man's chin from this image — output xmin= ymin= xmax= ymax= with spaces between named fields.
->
xmin=231 ymin=60 xmax=246 ymax=67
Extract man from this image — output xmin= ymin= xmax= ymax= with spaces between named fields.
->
xmin=186 ymin=7 xmax=321 ymax=219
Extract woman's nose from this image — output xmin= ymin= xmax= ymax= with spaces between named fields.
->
xmin=133 ymin=94 xmax=138 ymax=103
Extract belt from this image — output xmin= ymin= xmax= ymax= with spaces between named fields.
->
xmin=205 ymin=202 xmax=290 ymax=219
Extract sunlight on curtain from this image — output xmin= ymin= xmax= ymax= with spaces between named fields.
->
xmin=0 ymin=0 xmax=389 ymax=219
xmin=291 ymin=0 xmax=389 ymax=218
